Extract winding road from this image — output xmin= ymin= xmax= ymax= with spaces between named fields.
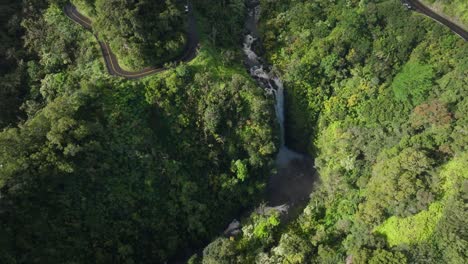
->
xmin=406 ymin=0 xmax=468 ymax=41
xmin=64 ymin=0 xmax=466 ymax=80
xmin=64 ymin=3 xmax=199 ymax=79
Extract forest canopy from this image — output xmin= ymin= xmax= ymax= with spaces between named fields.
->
xmin=72 ymin=0 xmax=187 ymax=69
xmin=0 ymin=0 xmax=467 ymax=263
xmin=0 ymin=0 xmax=276 ymax=262
xmin=196 ymin=0 xmax=467 ymax=263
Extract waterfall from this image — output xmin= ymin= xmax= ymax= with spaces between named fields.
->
xmin=219 ymin=0 xmax=317 ymax=237
xmin=243 ymin=5 xmax=303 ymax=167
xmin=243 ymin=35 xmax=259 ymax=63
xmin=272 ymin=77 xmax=285 ymax=146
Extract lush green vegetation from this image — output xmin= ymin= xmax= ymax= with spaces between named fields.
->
xmin=1 ymin=0 xmax=467 ymax=263
xmin=375 ymin=201 xmax=443 ymax=246
xmin=0 ymin=0 xmax=32 ymax=128
xmin=422 ymin=0 xmax=468 ymax=29
xmin=196 ymin=0 xmax=467 ymax=263
xmin=0 ymin=0 xmax=277 ymax=262
xmin=197 ymin=0 xmax=245 ymax=48
xmin=71 ymin=0 xmax=187 ymax=70
xmin=375 ymin=152 xmax=467 ymax=247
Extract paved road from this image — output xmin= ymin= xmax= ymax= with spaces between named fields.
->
xmin=64 ymin=3 xmax=199 ymax=79
xmin=405 ymin=0 xmax=468 ymax=41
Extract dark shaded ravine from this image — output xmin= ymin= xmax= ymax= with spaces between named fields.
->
xmin=172 ymin=2 xmax=319 ymax=262
xmin=243 ymin=0 xmax=317 ymax=210
xmin=63 ymin=2 xmax=199 ymax=79
xmin=239 ymin=0 xmax=468 ymax=231
xmin=405 ymin=0 xmax=468 ymax=40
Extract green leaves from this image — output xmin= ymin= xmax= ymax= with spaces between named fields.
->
xmin=202 ymin=238 xmax=236 ymax=264
xmin=368 ymin=249 xmax=407 ymax=264
xmin=94 ymin=0 xmax=185 ymax=69
xmin=232 ymin=160 xmax=248 ymax=182
xmin=205 ymin=0 xmax=467 ymax=262
xmin=253 ymin=214 xmax=280 ymax=240
xmin=363 ymin=147 xmax=436 ymax=220
xmin=197 ymin=0 xmax=245 ymax=47
xmin=392 ymin=61 xmax=435 ymax=106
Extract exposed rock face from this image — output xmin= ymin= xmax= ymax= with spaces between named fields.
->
xmin=255 ymin=204 xmax=289 ymax=216
xmin=223 ymin=219 xmax=241 ymax=237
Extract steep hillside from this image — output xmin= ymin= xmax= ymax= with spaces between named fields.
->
xmin=197 ymin=0 xmax=467 ymax=263
xmin=0 ymin=1 xmax=276 ymax=262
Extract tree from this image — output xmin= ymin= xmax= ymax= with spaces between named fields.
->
xmin=202 ymin=238 xmax=236 ymax=264
xmin=369 ymin=249 xmax=407 ymax=264
xmin=392 ymin=61 xmax=435 ymax=106
xmin=410 ymin=100 xmax=452 ymax=129
xmin=94 ymin=0 xmax=185 ymax=69
xmin=362 ymin=147 xmax=436 ymax=223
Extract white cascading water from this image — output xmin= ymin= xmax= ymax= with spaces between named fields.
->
xmin=243 ymin=35 xmax=260 ymax=63
xmin=223 ymin=1 xmax=316 ymax=235
xmin=243 ymin=19 xmax=303 ymax=167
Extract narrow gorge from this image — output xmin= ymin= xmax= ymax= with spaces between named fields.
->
xmin=243 ymin=0 xmax=316 ymax=209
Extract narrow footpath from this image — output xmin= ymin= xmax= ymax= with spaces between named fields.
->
xmin=63 ymin=3 xmax=199 ymax=79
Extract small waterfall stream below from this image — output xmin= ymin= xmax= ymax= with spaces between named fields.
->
xmin=243 ymin=0 xmax=316 ymax=209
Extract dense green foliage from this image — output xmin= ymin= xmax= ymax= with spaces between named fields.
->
xmin=72 ymin=0 xmax=186 ymax=69
xmin=422 ymin=0 xmax=468 ymax=28
xmin=197 ymin=0 xmax=467 ymax=263
xmin=0 ymin=0 xmax=277 ymax=262
xmin=1 ymin=0 xmax=467 ymax=263
xmin=197 ymin=0 xmax=246 ymax=47
xmin=0 ymin=0 xmax=32 ymax=128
